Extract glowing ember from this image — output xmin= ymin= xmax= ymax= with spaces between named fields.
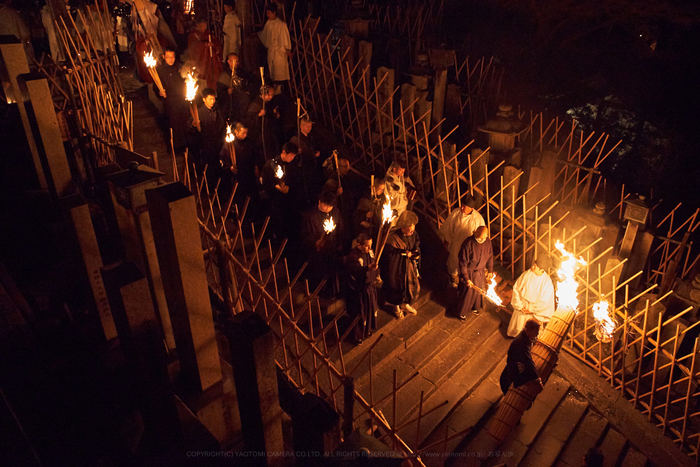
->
xmin=185 ymin=71 xmax=198 ymax=102
xmin=592 ymin=300 xmax=616 ymax=342
xmin=323 ymin=217 xmax=336 ymax=234
xmin=143 ymin=50 xmax=157 ymax=69
xmin=485 ymin=276 xmax=503 ymax=306
xmin=225 ymin=124 xmax=235 ymax=143
xmin=554 ymin=240 xmax=587 ymax=311
xmin=381 ymin=201 xmax=393 ymax=224
xmin=275 ymin=164 xmax=284 ymax=179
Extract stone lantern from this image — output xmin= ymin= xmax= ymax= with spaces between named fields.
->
xmin=478 ymin=104 xmax=525 ymax=153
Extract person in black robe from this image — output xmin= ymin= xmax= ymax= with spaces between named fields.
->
xmin=289 ymin=117 xmax=325 ymax=210
xmin=455 ymin=225 xmax=494 ymax=319
xmin=218 ymin=121 xmax=263 ymax=207
xmin=246 ymin=85 xmax=280 ymax=161
xmin=381 ymin=210 xmax=421 ymax=319
xmin=260 ymin=141 xmax=299 ymax=240
xmin=499 ymin=319 xmax=543 ymax=394
xmin=353 ymin=178 xmax=387 ymax=238
xmin=188 ymin=88 xmax=225 ymax=182
xmin=216 ymin=52 xmax=253 ymax=122
xmin=300 ymin=191 xmax=344 ymax=298
xmin=157 ymin=48 xmax=189 ymax=150
xmin=345 ymin=233 xmax=379 ymax=344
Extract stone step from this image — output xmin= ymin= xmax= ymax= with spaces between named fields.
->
xmin=620 ymin=446 xmax=648 ymax=467
xmin=485 ymin=373 xmax=571 ymax=466
xmin=519 ymin=389 xmax=589 ymax=467
xmin=419 ymin=333 xmax=510 ymax=453
xmin=598 ymin=426 xmax=627 ymax=467
xmin=554 ymin=409 xmax=608 ymax=467
xmin=425 ymin=360 xmax=507 ymax=467
xmin=395 ymin=316 xmax=507 ymax=449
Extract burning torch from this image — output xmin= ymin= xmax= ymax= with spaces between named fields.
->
xmin=374 ymin=197 xmax=395 ymax=264
xmin=185 ymin=71 xmax=200 ymax=131
xmin=467 ymin=276 xmax=503 ymax=307
xmin=323 ymin=216 xmax=337 ymax=235
xmin=143 ymin=51 xmax=165 ymax=96
xmin=225 ymin=123 xmax=236 ymax=171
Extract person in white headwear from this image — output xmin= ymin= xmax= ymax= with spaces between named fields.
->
xmin=221 ymin=0 xmax=241 ymax=60
xmin=439 ymin=196 xmax=485 ymax=288
xmin=384 ymin=161 xmax=414 ymax=225
xmin=258 ymin=4 xmax=291 ymax=90
xmin=507 ymin=256 xmax=555 ymax=337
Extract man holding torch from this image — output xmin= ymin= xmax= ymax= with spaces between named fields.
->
xmin=189 ymin=88 xmax=225 ymax=177
xmin=156 ymin=48 xmax=188 ymax=150
xmin=301 ymin=191 xmax=344 ymax=299
xmin=382 ymin=210 xmax=421 ymax=319
xmin=345 ymin=233 xmax=380 ymax=344
xmin=261 ymin=142 xmax=299 ymax=240
xmin=455 ymin=226 xmax=494 ymax=319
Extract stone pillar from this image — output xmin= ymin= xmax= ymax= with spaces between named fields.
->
xmin=101 ymin=262 xmax=184 ymax=454
xmin=146 ymin=182 xmax=222 ymax=392
xmin=502 ymin=165 xmax=522 ymax=209
xmin=445 ymin=83 xmax=462 ymax=120
xmin=431 ymin=68 xmax=447 ymax=127
xmin=227 ymin=311 xmax=284 ymax=466
xmin=410 ymin=74 xmax=432 ymax=130
xmin=17 ymin=73 xmax=73 ymax=197
xmin=358 ymin=40 xmax=372 ymax=70
xmin=0 ymin=38 xmax=46 ymax=190
xmin=108 ymin=166 xmax=176 ymax=350
xmin=62 ymin=195 xmax=116 ymax=340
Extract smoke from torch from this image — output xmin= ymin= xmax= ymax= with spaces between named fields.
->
xmin=592 ymin=300 xmax=616 ymax=342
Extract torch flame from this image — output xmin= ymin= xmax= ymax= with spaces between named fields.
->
xmin=554 ymin=240 xmax=587 ymax=311
xmin=185 ymin=71 xmax=198 ymax=102
xmin=184 ymin=0 xmax=194 ymax=15
xmin=323 ymin=217 xmax=336 ymax=234
xmin=592 ymin=300 xmax=616 ymax=342
xmin=143 ymin=51 xmax=157 ymax=69
xmin=225 ymin=124 xmax=235 ymax=143
xmin=485 ymin=276 xmax=503 ymax=306
xmin=275 ymin=164 xmax=284 ymax=179
xmin=381 ymin=201 xmax=393 ymax=224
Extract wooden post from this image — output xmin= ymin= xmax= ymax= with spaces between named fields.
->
xmin=146 ymin=182 xmax=222 ymax=392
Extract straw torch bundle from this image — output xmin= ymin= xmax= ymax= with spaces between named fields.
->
xmin=185 ymin=71 xmax=200 ymax=131
xmin=225 ymin=123 xmax=236 ymax=170
xmin=143 ymin=51 xmax=164 ymax=95
xmin=374 ymin=199 xmax=395 ymax=264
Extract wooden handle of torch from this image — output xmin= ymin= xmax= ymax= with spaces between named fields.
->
xmin=259 ymin=67 xmax=265 ymax=87
xmin=148 ymin=68 xmax=164 ymax=94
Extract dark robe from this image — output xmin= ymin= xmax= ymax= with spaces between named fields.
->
xmin=246 ymin=97 xmax=281 ymax=161
xmin=300 ymin=206 xmax=344 ymax=297
xmin=381 ymin=230 xmax=420 ymax=306
xmin=189 ymin=103 xmax=225 ymax=177
xmin=230 ymin=137 xmax=262 ymax=204
xmin=157 ymin=62 xmax=188 ymax=150
xmin=345 ymin=248 xmax=379 ymax=342
xmin=499 ymin=330 xmax=539 ymax=394
xmin=455 ymin=236 xmax=494 ymax=317
xmin=216 ymin=66 xmax=252 ymax=122
xmin=290 ymin=132 xmax=324 ymax=209
xmin=260 ymin=157 xmax=300 ymax=240
xmin=186 ymin=29 xmax=222 ymax=88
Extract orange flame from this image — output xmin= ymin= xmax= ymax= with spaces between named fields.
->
xmin=143 ymin=51 xmax=157 ymax=69
xmin=485 ymin=276 xmax=503 ymax=306
xmin=185 ymin=71 xmax=198 ymax=102
xmin=381 ymin=199 xmax=393 ymax=224
xmin=275 ymin=164 xmax=284 ymax=179
xmin=225 ymin=124 xmax=235 ymax=143
xmin=554 ymin=240 xmax=587 ymax=311
xmin=323 ymin=217 xmax=336 ymax=234
xmin=592 ymin=300 xmax=616 ymax=342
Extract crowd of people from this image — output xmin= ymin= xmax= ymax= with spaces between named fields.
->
xmin=0 ymin=0 xmax=560 ymax=348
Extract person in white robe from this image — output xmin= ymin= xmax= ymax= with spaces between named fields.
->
xmin=221 ymin=0 xmax=241 ymax=60
xmin=40 ymin=4 xmax=64 ymax=62
xmin=439 ymin=198 xmax=485 ymax=287
xmin=384 ymin=161 xmax=414 ymax=225
xmin=507 ymin=257 xmax=555 ymax=337
xmin=258 ymin=5 xmax=291 ymax=86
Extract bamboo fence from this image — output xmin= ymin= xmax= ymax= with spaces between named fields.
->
xmin=287 ymin=17 xmax=699 ymax=459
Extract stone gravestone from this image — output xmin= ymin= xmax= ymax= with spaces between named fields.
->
xmin=469 ymin=148 xmax=489 ymax=194
xmin=17 ymin=74 xmax=74 ymax=197
xmin=108 ymin=166 xmax=175 ymax=351
xmin=445 ymin=83 xmax=462 ymax=121
xmin=376 ymin=66 xmax=395 ymax=143
xmin=62 ymin=195 xmax=116 ymax=340
xmin=0 ymin=37 xmax=46 ymax=190
xmin=226 ymin=311 xmax=284 ymax=466
xmin=431 ymin=68 xmax=448 ymax=126
xmin=146 ymin=182 xmax=222 ymax=393
xmin=502 ymin=165 xmax=522 ymax=210
xmin=358 ymin=40 xmax=372 ymax=70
